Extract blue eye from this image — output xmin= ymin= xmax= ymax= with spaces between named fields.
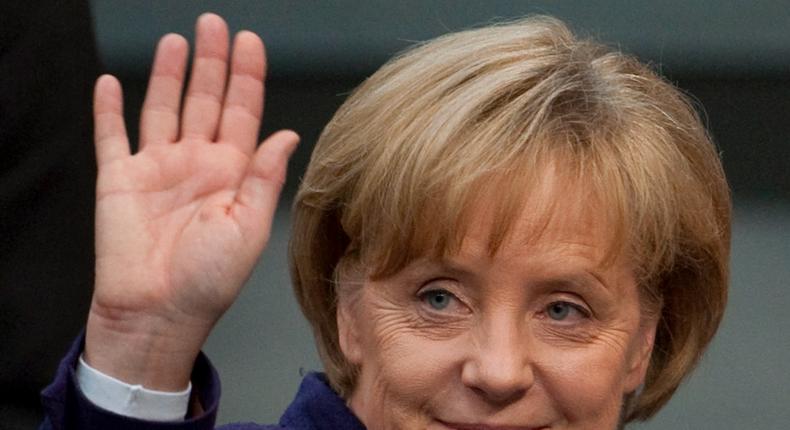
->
xmin=547 ymin=302 xmax=583 ymax=321
xmin=422 ymin=290 xmax=453 ymax=310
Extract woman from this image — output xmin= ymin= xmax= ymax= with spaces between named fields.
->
xmin=40 ymin=12 xmax=730 ymax=430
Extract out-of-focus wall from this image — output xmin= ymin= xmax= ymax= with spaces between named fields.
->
xmin=91 ymin=0 xmax=790 ymax=201
xmin=88 ymin=1 xmax=790 ymax=429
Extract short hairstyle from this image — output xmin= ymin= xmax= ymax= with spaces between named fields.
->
xmin=289 ymin=16 xmax=730 ymax=423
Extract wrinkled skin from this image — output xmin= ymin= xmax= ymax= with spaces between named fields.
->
xmin=339 ymin=180 xmax=658 ymax=430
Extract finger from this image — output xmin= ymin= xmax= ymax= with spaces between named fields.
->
xmin=217 ymin=31 xmax=265 ymax=155
xmin=231 ymin=130 xmax=299 ymax=247
xmin=139 ymin=33 xmax=188 ymax=148
xmin=94 ymin=75 xmax=131 ymax=165
xmin=180 ymin=13 xmax=230 ymax=141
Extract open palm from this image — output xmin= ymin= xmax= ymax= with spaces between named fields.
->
xmin=85 ymin=14 xmax=298 ymax=389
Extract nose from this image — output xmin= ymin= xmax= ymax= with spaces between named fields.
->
xmin=460 ymin=315 xmax=534 ymax=405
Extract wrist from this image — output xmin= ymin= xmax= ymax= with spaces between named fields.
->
xmin=85 ymin=304 xmax=212 ymax=391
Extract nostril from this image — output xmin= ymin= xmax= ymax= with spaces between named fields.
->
xmin=462 ymin=360 xmax=532 ymax=405
xmin=468 ymin=383 xmax=528 ymax=406
xmin=479 ymin=383 xmax=528 ymax=405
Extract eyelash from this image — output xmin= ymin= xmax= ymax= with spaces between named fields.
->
xmin=416 ymin=281 xmax=592 ymax=324
xmin=543 ymin=300 xmax=591 ymax=323
xmin=415 ymin=277 xmax=472 ymax=316
xmin=418 ymin=288 xmax=460 ymax=310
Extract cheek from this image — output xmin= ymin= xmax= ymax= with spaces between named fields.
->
xmin=534 ymin=339 xmax=632 ymax=423
xmin=352 ymin=303 xmax=473 ymax=429
xmin=361 ymin=308 xmax=467 ymax=399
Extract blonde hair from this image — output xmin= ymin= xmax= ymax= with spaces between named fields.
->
xmin=289 ymin=16 xmax=730 ymax=423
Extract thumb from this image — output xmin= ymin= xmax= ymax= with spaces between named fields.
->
xmin=231 ymin=130 xmax=300 ymax=250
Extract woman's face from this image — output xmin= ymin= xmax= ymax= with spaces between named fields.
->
xmin=338 ymin=186 xmax=658 ymax=430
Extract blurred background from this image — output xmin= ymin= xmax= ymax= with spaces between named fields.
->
xmin=1 ymin=1 xmax=788 ymax=429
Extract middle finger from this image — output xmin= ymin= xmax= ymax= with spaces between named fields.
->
xmin=180 ymin=13 xmax=229 ymax=141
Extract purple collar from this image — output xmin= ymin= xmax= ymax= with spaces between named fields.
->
xmin=278 ymin=372 xmax=366 ymax=430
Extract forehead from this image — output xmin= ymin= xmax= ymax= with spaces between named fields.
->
xmin=458 ymin=166 xmax=616 ymax=265
xmin=402 ymin=171 xmax=640 ymax=305
xmin=456 ymin=157 xmax=620 ymax=254
xmin=365 ymin=151 xmax=630 ymax=284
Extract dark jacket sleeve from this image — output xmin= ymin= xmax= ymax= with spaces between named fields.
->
xmin=39 ymin=333 xmax=221 ymax=430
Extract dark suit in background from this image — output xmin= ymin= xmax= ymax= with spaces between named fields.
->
xmin=0 ymin=0 xmax=98 ymax=427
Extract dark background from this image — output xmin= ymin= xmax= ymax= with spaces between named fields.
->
xmin=95 ymin=1 xmax=790 ymax=202
xmin=1 ymin=1 xmax=788 ymax=429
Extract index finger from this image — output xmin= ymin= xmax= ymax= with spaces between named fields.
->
xmin=216 ymin=30 xmax=266 ymax=155
xmin=139 ymin=33 xmax=189 ymax=148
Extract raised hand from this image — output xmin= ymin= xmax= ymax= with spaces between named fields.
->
xmin=84 ymin=14 xmax=298 ymax=390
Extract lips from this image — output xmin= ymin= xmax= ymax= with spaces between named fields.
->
xmin=436 ymin=419 xmax=550 ymax=430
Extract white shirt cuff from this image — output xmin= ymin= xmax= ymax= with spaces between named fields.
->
xmin=75 ymin=354 xmax=192 ymax=421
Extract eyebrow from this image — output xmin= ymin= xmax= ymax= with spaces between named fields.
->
xmin=401 ymin=257 xmax=475 ymax=280
xmin=403 ymin=257 xmax=614 ymax=295
xmin=533 ymin=271 xmax=614 ymax=296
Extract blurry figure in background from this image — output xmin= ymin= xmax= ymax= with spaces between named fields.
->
xmin=0 ymin=1 xmax=97 ymax=428
xmin=39 ymin=13 xmax=729 ymax=430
